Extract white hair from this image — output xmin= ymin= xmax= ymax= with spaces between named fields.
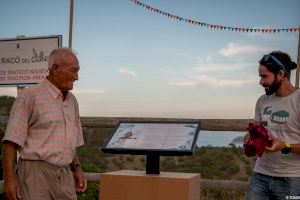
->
xmin=48 ymin=47 xmax=77 ymax=70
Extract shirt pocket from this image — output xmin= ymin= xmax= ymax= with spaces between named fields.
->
xmin=35 ymin=101 xmax=64 ymax=129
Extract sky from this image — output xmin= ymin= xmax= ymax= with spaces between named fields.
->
xmin=0 ymin=0 xmax=299 ymax=119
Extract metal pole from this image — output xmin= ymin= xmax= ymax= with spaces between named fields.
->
xmin=296 ymin=31 xmax=300 ymax=87
xmin=69 ymin=0 xmax=74 ymax=49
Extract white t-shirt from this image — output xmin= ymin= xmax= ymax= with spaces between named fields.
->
xmin=253 ymin=89 xmax=300 ymax=177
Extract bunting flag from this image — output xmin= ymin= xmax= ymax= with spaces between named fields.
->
xmin=129 ymin=0 xmax=300 ymax=33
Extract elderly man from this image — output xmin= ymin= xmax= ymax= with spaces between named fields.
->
xmin=3 ymin=48 xmax=87 ymax=200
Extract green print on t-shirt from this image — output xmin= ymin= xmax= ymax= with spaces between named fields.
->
xmin=262 ymin=107 xmax=289 ymax=125
xmin=270 ymin=110 xmax=289 ymax=124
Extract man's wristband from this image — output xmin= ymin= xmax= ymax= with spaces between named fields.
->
xmin=281 ymin=143 xmax=292 ymax=154
xmin=70 ymin=163 xmax=80 ymax=171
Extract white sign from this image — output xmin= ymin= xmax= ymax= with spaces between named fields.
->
xmin=105 ymin=123 xmax=199 ymax=150
xmin=0 ymin=35 xmax=62 ymax=86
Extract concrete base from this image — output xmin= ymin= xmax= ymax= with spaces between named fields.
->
xmin=100 ymin=170 xmax=200 ymax=200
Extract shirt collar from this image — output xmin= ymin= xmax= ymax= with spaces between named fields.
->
xmin=43 ymin=78 xmax=66 ymax=100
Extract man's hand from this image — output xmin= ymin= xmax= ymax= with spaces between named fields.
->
xmin=265 ymin=135 xmax=285 ymax=153
xmin=73 ymin=169 xmax=87 ymax=193
xmin=3 ymin=175 xmax=21 ymax=200
xmin=243 ymin=132 xmax=250 ymax=144
xmin=3 ymin=141 xmax=21 ymax=200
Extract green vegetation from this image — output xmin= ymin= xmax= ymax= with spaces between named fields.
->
xmin=76 ymin=127 xmax=254 ymax=199
xmin=77 ymin=127 xmax=254 ymax=179
xmin=1 ymin=123 xmax=253 ymax=199
xmin=0 ymin=95 xmax=254 ymax=199
xmin=0 ymin=96 xmax=15 ymax=116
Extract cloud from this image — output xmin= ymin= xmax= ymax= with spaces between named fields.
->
xmin=169 ymin=80 xmax=198 ymax=87
xmin=159 ymin=68 xmax=178 ymax=76
xmin=194 ymin=62 xmax=254 ymax=73
xmin=195 ymin=54 xmax=214 ymax=62
xmin=169 ymin=74 xmax=257 ymax=87
xmin=118 ymin=68 xmax=137 ymax=77
xmin=73 ymin=88 xmax=106 ymax=95
xmin=219 ymin=43 xmax=265 ymax=58
xmin=157 ymin=46 xmax=196 ymax=60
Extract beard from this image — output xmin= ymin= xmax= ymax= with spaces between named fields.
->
xmin=264 ymin=78 xmax=281 ymax=95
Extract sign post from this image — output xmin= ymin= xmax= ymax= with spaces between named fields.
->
xmin=296 ymin=32 xmax=300 ymax=87
xmin=101 ymin=121 xmax=201 ymax=200
xmin=69 ymin=0 xmax=74 ymax=49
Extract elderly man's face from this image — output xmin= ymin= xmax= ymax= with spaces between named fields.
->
xmin=54 ymin=54 xmax=79 ymax=91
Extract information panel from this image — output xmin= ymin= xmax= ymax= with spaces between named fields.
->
xmin=102 ymin=121 xmax=201 ymax=156
xmin=0 ymin=35 xmax=62 ymax=86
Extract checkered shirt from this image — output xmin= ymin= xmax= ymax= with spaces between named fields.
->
xmin=3 ymin=79 xmax=84 ymax=166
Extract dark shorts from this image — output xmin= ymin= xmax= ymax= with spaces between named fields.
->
xmin=16 ymin=159 xmax=77 ymax=200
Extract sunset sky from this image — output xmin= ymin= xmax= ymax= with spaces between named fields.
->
xmin=0 ymin=0 xmax=299 ymax=119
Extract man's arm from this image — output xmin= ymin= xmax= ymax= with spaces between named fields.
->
xmin=265 ymin=136 xmax=300 ymax=154
xmin=290 ymin=144 xmax=300 ymax=154
xmin=3 ymin=141 xmax=21 ymax=200
xmin=70 ymin=151 xmax=87 ymax=193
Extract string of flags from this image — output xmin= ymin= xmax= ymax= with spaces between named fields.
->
xmin=129 ymin=0 xmax=300 ymax=33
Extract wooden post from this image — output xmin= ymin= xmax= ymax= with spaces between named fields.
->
xmin=296 ymin=31 xmax=300 ymax=87
xmin=69 ymin=0 xmax=74 ymax=49
xmin=16 ymin=86 xmax=25 ymax=160
xmin=17 ymin=86 xmax=25 ymax=96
